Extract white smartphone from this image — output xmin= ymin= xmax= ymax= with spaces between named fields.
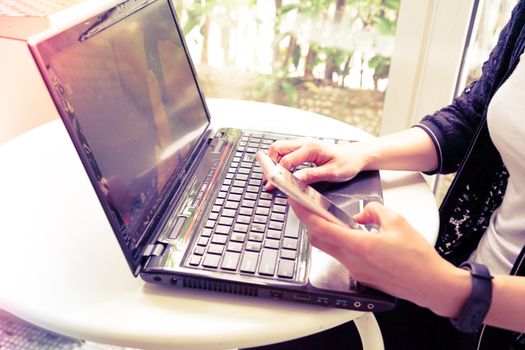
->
xmin=256 ymin=151 xmax=360 ymax=229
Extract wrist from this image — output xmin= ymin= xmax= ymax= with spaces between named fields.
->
xmin=429 ymin=264 xmax=472 ymax=317
xmin=357 ymin=141 xmax=380 ymax=171
xmin=450 ymin=262 xmax=493 ymax=333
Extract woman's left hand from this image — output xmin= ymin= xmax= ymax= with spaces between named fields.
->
xmin=288 ymin=199 xmax=470 ymax=317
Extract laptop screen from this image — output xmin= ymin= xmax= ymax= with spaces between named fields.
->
xmin=34 ymin=0 xmax=210 ymax=255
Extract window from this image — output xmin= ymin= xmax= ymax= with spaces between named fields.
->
xmin=176 ymin=0 xmax=401 ymax=136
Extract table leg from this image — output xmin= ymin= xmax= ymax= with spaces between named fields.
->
xmin=353 ymin=312 xmax=384 ymax=350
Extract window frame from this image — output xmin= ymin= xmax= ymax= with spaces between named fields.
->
xmin=381 ymin=0 xmax=478 ymax=135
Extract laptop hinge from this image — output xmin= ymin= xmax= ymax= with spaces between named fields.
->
xmin=142 ymin=243 xmax=166 ymax=258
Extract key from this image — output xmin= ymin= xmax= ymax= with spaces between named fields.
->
xmin=233 ymin=223 xmax=249 ymax=233
xmin=202 ymin=254 xmax=221 ymax=268
xmin=245 ymin=241 xmax=262 ymax=252
xmin=255 ymin=207 xmax=269 ymax=216
xmin=264 ymin=239 xmax=280 ymax=249
xmin=224 ymin=201 xmax=239 ymax=210
xmin=189 ymin=255 xmax=201 ymax=266
xmin=246 ymin=185 xmax=259 ymax=193
xmin=236 ymin=215 xmax=251 ymax=224
xmin=221 ymin=252 xmax=240 ymax=271
xmin=240 ymin=251 xmax=259 ymax=273
xmin=259 ymin=192 xmax=273 ymax=200
xmin=201 ymin=228 xmax=212 ymax=237
xmin=277 ymin=259 xmax=295 ymax=278
xmin=253 ymin=215 xmax=268 ymax=224
xmin=227 ymin=241 xmax=243 ymax=252
xmin=239 ymin=207 xmax=253 ymax=216
xmin=271 ymin=213 xmax=285 ymax=222
xmin=230 ymin=232 xmax=246 ymax=242
xmin=272 ymin=205 xmax=287 ymax=214
xmin=233 ymin=180 xmax=247 ymax=187
xmin=227 ymin=193 xmax=242 ymax=202
xmin=266 ymin=229 xmax=282 ymax=239
xmin=280 ymin=249 xmax=296 ymax=260
xmin=215 ymin=225 xmax=230 ymax=235
xmin=269 ymin=221 xmax=284 ymax=230
xmin=193 ymin=246 xmax=205 ymax=256
xmin=258 ymin=249 xmax=278 ymax=276
xmin=248 ymin=232 xmax=263 ymax=242
xmin=274 ymin=197 xmax=287 ymax=205
xmin=282 ymin=237 xmax=298 ymax=250
xmin=241 ymin=199 xmax=256 ymax=208
xmin=251 ymin=223 xmax=265 ymax=232
xmin=258 ymin=199 xmax=271 ymax=208
xmin=218 ymin=217 xmax=233 ymax=226
xmin=197 ymin=237 xmax=209 ymax=246
xmin=211 ymin=234 xmax=227 ymax=245
xmin=244 ymin=193 xmax=257 ymax=200
xmin=221 ymin=209 xmax=236 ymax=217
xmin=208 ymin=244 xmax=224 ymax=255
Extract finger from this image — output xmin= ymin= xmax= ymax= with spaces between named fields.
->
xmin=278 ymin=142 xmax=321 ymax=170
xmin=293 ymin=164 xmax=338 ymax=185
xmin=288 ymin=198 xmax=367 ymax=252
xmin=267 ymin=138 xmax=311 ymax=162
xmin=264 ymin=179 xmax=278 ymax=191
xmin=353 ymin=202 xmax=399 ymax=230
xmin=309 ymin=234 xmax=355 ymax=266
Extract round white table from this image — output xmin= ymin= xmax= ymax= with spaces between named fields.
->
xmin=0 ymin=98 xmax=439 ymax=350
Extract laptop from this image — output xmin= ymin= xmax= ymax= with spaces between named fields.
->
xmin=29 ymin=0 xmax=395 ymax=312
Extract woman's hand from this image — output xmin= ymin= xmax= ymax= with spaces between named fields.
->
xmin=266 ymin=138 xmax=369 ymax=186
xmin=288 ymin=199 xmax=471 ymax=318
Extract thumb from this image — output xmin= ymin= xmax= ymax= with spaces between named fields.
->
xmin=353 ymin=202 xmax=398 ymax=230
xmin=293 ymin=165 xmax=336 ymax=185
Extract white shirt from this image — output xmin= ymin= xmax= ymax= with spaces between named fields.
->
xmin=469 ymin=53 xmax=525 ymax=275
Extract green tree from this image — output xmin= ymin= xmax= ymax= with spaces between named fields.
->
xmin=368 ymin=55 xmax=390 ymax=90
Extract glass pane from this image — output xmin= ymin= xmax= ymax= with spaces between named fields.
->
xmin=435 ymin=0 xmax=517 ymax=205
xmin=176 ymin=0 xmax=401 ymax=136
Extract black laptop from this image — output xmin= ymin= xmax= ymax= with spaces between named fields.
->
xmin=29 ymin=0 xmax=395 ymax=312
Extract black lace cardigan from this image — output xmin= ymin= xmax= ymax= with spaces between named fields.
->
xmin=414 ymin=2 xmax=525 ymax=348
xmin=415 ymin=1 xmax=525 ymax=269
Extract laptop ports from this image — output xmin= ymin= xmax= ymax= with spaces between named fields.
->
xmin=293 ymin=293 xmax=311 ymax=302
xmin=269 ymin=291 xmax=284 ymax=299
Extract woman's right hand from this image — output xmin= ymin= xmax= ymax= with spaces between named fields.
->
xmin=266 ymin=138 xmax=369 ymax=187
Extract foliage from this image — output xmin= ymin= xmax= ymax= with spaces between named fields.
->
xmin=368 ymin=54 xmax=390 ymax=90
xmin=180 ymin=0 xmax=400 ymax=103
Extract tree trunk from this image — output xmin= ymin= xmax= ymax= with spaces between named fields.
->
xmin=324 ymin=0 xmax=346 ymax=84
xmin=359 ymin=54 xmax=365 ymax=88
xmin=334 ymin=0 xmax=345 ymax=22
xmin=340 ymin=56 xmax=351 ymax=87
xmin=272 ymin=0 xmax=283 ymax=71
xmin=304 ymin=47 xmax=316 ymax=80
xmin=201 ymin=15 xmax=211 ymax=64
xmin=283 ymin=35 xmax=297 ymax=69
xmin=324 ymin=57 xmax=337 ymax=83
xmin=221 ymin=25 xmax=233 ymax=66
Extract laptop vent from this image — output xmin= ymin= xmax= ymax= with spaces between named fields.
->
xmin=182 ymin=278 xmax=258 ymax=297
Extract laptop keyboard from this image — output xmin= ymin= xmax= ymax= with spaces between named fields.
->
xmin=187 ymin=132 xmax=302 ymax=281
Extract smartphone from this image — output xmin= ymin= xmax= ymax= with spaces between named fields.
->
xmin=256 ymin=151 xmax=360 ymax=229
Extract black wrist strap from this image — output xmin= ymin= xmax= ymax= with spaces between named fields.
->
xmin=450 ymin=262 xmax=493 ymax=333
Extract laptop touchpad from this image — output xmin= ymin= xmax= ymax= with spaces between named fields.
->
xmin=308 ymin=247 xmax=358 ymax=292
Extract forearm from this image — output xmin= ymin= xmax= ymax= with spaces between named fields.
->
xmin=359 ymin=127 xmax=439 ymax=173
xmin=429 ymin=267 xmax=525 ymax=333
xmin=484 ymin=275 xmax=525 ymax=332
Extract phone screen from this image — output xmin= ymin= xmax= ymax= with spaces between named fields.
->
xmin=256 ymin=151 xmax=358 ymax=228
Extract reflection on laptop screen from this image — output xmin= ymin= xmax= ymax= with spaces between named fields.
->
xmin=42 ymin=1 xmax=209 ymax=247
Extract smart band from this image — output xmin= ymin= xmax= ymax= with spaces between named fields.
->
xmin=450 ymin=262 xmax=493 ymax=333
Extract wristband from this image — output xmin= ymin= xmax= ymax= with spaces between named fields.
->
xmin=450 ymin=262 xmax=493 ymax=333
